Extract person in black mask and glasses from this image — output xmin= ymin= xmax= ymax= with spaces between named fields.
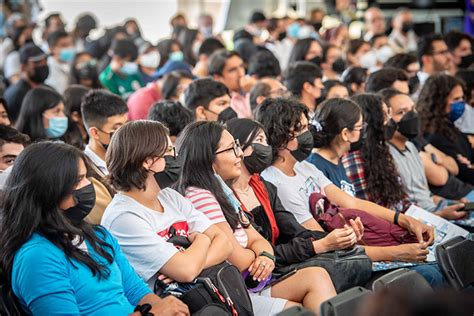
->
xmin=0 ymin=141 xmax=188 ymax=315
xmin=380 ymin=88 xmax=467 ymax=220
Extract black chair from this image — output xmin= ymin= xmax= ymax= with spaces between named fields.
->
xmin=370 ymin=268 xmax=433 ymax=293
xmin=436 ymin=236 xmax=474 ymax=290
xmin=277 ymin=306 xmax=315 ymax=316
xmin=320 ymin=286 xmax=370 ymax=316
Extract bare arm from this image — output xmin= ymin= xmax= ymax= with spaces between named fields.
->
xmin=159 ymin=233 xmax=211 ymax=283
xmin=419 ymin=151 xmax=449 ymax=186
xmin=424 ymin=144 xmax=459 ymax=175
xmin=201 ymin=225 xmax=233 ymax=268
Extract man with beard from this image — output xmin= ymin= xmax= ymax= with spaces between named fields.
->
xmin=417 ymin=34 xmax=451 ymax=89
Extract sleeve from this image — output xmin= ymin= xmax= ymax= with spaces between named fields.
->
xmin=103 ymin=230 xmax=152 ymax=306
xmin=185 ymin=188 xmax=227 ymax=224
xmin=99 ymin=66 xmax=120 ymax=94
xmin=309 ymin=163 xmax=333 ymax=194
xmin=176 ymin=191 xmax=213 ymax=234
xmin=12 ymin=242 xmax=81 ymax=316
xmin=106 ymin=212 xmax=179 ymax=282
xmin=272 ymin=183 xmax=313 ymax=224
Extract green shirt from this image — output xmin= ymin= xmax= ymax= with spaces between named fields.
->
xmin=99 ymin=65 xmax=143 ymax=100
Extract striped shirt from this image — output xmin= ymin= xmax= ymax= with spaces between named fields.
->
xmin=185 ymin=186 xmax=248 ymax=248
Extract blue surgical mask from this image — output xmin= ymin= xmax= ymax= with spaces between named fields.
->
xmin=169 ymin=51 xmax=184 ymax=62
xmin=449 ymin=101 xmax=466 ymax=122
xmin=45 ymin=116 xmax=68 ymax=138
xmin=59 ymin=47 xmax=76 ymax=63
xmin=120 ymin=62 xmax=139 ymax=75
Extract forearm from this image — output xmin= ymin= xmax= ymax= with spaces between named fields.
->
xmin=203 ymin=234 xmax=233 ymax=268
xmin=249 ymin=238 xmax=274 ymax=256
xmin=363 ymin=245 xmax=396 ymax=261
xmin=354 ymin=198 xmax=395 ymax=223
xmin=138 ymin=293 xmax=162 ymax=310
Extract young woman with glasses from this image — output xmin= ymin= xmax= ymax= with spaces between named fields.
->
xmin=177 ymin=120 xmax=338 ymax=315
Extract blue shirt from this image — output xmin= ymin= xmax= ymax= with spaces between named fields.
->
xmin=12 ymin=228 xmax=151 ymax=315
xmin=307 ymin=152 xmax=356 ymax=196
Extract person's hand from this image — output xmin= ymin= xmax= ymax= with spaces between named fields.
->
xmin=248 ymin=255 xmax=275 ymax=282
xmin=150 ymin=296 xmax=190 ymax=316
xmin=393 ymin=243 xmax=429 ymax=262
xmin=457 ymin=154 xmax=472 ymax=167
xmin=240 ymin=75 xmax=257 ymax=93
xmin=349 ymin=217 xmax=364 ymax=241
xmin=320 ymin=227 xmax=358 ymax=252
xmin=436 ymin=203 xmax=467 ymax=220
xmin=399 ymin=214 xmax=435 ymax=245
xmin=110 ymin=59 xmax=123 ymax=73
xmin=158 ymin=274 xmax=175 ymax=285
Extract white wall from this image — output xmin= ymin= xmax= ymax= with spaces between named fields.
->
xmin=39 ymin=0 xmax=178 ymax=43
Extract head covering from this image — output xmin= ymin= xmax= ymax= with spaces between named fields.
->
xmin=153 ymin=60 xmax=193 ymax=79
xmin=19 ymin=43 xmax=47 ymax=64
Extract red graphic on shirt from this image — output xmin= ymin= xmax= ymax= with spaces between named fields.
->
xmin=157 ymin=221 xmax=190 ymax=252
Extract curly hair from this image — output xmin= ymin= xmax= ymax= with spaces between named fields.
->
xmin=351 ymin=94 xmax=408 ymax=208
xmin=417 ymin=74 xmax=465 ymax=141
xmin=255 ymin=97 xmax=308 ymax=163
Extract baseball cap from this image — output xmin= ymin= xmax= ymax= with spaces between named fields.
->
xmin=19 ymin=43 xmax=47 ymax=64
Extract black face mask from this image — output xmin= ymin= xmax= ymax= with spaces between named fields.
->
xmin=459 ymin=54 xmax=474 ymax=69
xmin=384 ymin=119 xmax=398 ymax=140
xmin=65 ymin=183 xmax=96 ymax=225
xmin=401 ymin=22 xmax=413 ymax=34
xmin=154 ymin=155 xmax=181 ymax=189
xmin=30 ymin=65 xmax=49 ymax=84
xmin=290 ymin=130 xmax=314 ymax=162
xmin=278 ymin=31 xmax=287 ymax=41
xmin=408 ymin=75 xmax=420 ymax=95
xmin=397 ymin=111 xmax=421 ymax=140
xmin=217 ymin=107 xmax=238 ymax=123
xmin=332 ymin=58 xmax=347 ymax=74
xmin=77 ymin=64 xmax=98 ymax=80
xmin=312 ymin=22 xmax=322 ymax=31
xmin=309 ymin=56 xmax=322 ymax=67
xmin=349 ymin=132 xmax=366 ymax=152
xmin=99 ymin=131 xmax=114 ymax=151
xmin=243 ymin=143 xmax=273 ymax=174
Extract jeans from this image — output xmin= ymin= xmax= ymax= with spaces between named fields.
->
xmin=407 ymin=264 xmax=447 ymax=288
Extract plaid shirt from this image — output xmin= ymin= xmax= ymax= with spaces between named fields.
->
xmin=341 ymin=150 xmax=370 ymax=201
xmin=342 ymin=150 xmax=411 ymax=212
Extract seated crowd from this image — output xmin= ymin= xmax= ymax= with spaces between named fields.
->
xmin=0 ymin=4 xmax=473 ymax=316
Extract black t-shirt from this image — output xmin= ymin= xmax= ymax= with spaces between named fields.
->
xmin=425 ymin=126 xmax=474 ymax=186
xmin=4 ymin=78 xmax=32 ymax=122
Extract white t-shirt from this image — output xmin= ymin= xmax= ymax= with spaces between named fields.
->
xmin=101 ymin=188 xmax=212 ymax=288
xmin=261 ymin=161 xmax=333 ymax=224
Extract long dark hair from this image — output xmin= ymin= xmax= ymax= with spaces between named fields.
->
xmin=352 ymin=94 xmax=407 ymax=208
xmin=68 ymin=52 xmax=102 ymax=89
xmin=176 ymin=121 xmax=241 ymax=230
xmin=417 ymin=74 xmax=465 ymax=141
xmin=15 ymin=87 xmax=63 ymax=141
xmin=0 ymin=142 xmax=114 ymax=283
xmin=312 ymin=98 xmax=361 ymax=148
xmin=288 ymin=38 xmax=320 ymax=64
xmin=226 ymin=118 xmax=265 ymax=151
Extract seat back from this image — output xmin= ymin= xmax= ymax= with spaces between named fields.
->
xmin=320 ymin=286 xmax=370 ymax=316
xmin=436 ymin=236 xmax=474 ymax=290
xmin=371 ymin=268 xmax=433 ymax=293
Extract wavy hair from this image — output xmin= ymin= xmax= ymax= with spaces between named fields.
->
xmin=417 ymin=74 xmax=465 ymax=141
xmin=351 ymin=94 xmax=408 ymax=208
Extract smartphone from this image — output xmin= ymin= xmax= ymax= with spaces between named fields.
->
xmin=262 ymin=269 xmax=298 ymax=291
xmin=458 ymin=202 xmax=474 ymax=212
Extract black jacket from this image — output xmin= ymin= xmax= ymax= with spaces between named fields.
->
xmin=248 ymin=178 xmax=327 ymax=266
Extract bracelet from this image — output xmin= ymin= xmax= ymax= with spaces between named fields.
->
xmin=394 ymin=211 xmax=401 ymax=226
xmin=258 ymin=251 xmax=276 ymax=263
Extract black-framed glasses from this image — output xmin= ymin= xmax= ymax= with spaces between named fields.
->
xmin=215 ymin=139 xmax=242 ymax=157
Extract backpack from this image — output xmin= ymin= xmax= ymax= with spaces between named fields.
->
xmin=309 ymin=192 xmax=418 ymax=246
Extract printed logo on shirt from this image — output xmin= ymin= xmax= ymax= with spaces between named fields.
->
xmin=299 ymin=176 xmax=321 ymax=197
xmin=157 ymin=221 xmax=190 ymax=252
xmin=340 ymin=180 xmax=356 ymax=196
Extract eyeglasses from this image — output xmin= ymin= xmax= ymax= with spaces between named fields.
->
xmin=215 ymin=139 xmax=242 ymax=157
xmin=350 ymin=122 xmax=368 ymax=133
xmin=431 ymin=50 xmax=450 ymax=56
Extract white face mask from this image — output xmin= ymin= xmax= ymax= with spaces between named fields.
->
xmin=140 ymin=51 xmax=160 ymax=69
xmin=360 ymin=50 xmax=378 ymax=69
xmin=376 ymin=45 xmax=394 ymax=64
